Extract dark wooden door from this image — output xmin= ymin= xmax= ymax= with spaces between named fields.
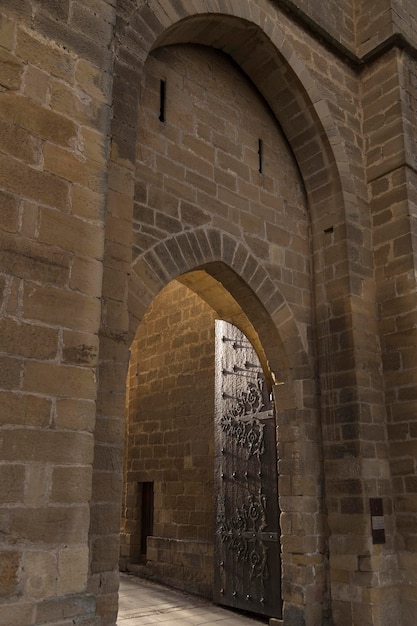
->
xmin=214 ymin=320 xmax=282 ymax=619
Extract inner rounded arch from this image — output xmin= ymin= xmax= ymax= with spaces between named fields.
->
xmin=122 ymin=268 xmax=284 ymax=595
xmin=178 ymin=268 xmax=278 ymax=389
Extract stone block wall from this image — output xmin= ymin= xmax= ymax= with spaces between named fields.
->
xmin=364 ymin=47 xmax=417 ymax=626
xmin=121 ymin=280 xmax=217 ymax=596
xmin=284 ymin=0 xmax=355 ymax=49
xmin=1 ymin=0 xmax=417 ymax=625
xmin=145 ymin=536 xmax=214 ymax=598
xmin=0 ymin=1 xmax=114 ymax=624
xmin=133 ymin=43 xmax=310 ymax=326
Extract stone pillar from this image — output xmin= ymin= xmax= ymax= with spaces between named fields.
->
xmin=0 ymin=1 xmax=115 ymax=624
xmin=365 ymin=46 xmax=417 ymax=625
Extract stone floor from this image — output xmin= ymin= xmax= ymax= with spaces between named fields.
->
xmin=117 ymin=573 xmax=269 ymax=626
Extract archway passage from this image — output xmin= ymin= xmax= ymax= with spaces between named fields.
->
xmin=121 ymin=278 xmax=218 ymax=598
xmin=121 ymin=275 xmax=282 ymax=620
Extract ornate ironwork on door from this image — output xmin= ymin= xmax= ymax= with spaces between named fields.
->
xmin=214 ymin=320 xmax=282 ymax=619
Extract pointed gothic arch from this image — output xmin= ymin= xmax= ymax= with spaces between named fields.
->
xmin=128 ymin=228 xmax=309 ymax=384
xmin=92 ymin=3 xmax=377 ymax=624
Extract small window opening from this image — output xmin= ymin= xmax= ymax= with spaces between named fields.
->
xmin=159 ymin=79 xmax=166 ymax=122
xmin=139 ymin=481 xmax=154 ymax=558
xmin=258 ymin=138 xmax=263 ymax=174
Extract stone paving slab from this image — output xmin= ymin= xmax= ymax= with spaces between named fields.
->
xmin=117 ymin=574 xmax=268 ymax=626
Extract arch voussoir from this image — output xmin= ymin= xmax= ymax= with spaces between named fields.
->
xmin=221 ymin=232 xmax=238 ymax=266
xmin=157 ymin=240 xmax=183 ymax=278
xmin=230 ymin=242 xmax=251 ymax=275
xmin=129 ymin=227 xmax=309 ymax=378
xmin=185 ymin=230 xmax=207 ymax=265
xmin=176 ymin=232 xmax=200 ymax=268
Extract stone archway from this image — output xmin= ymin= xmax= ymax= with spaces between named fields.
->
xmin=122 ymin=241 xmax=325 ymax=624
xmin=129 ymin=238 xmax=306 ymax=381
xmin=91 ymin=3 xmax=389 ymax=625
xmin=121 ymin=264 xmax=314 ymax=616
xmin=94 ymin=13 xmax=334 ymax=622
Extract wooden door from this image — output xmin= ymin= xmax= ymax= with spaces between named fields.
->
xmin=214 ymin=320 xmax=282 ymax=619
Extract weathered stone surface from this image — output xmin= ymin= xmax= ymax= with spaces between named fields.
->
xmin=0 ymin=92 xmax=77 ymax=146
xmin=0 ymin=153 xmax=70 ymax=210
xmin=0 ymin=46 xmax=23 ymax=89
xmin=0 ymin=232 xmax=71 ymax=285
xmin=16 ymin=26 xmax=74 ymax=80
xmin=0 ymin=551 xmax=21 ymax=597
xmin=24 ymin=551 xmax=57 ymax=600
xmin=62 ymin=329 xmax=99 ymax=366
xmin=0 ymin=464 xmax=25 ymax=504
xmin=0 ymin=392 xmax=51 ymax=427
xmin=57 ymin=546 xmax=89 ymax=594
xmin=8 ymin=505 xmax=90 ymax=545
xmin=51 ymin=466 xmax=93 ymax=503
xmin=0 ymin=317 xmax=58 ymax=360
xmin=23 ymin=285 xmax=101 ymax=333
xmin=0 ymin=117 xmax=41 ymax=165
xmin=38 ymin=207 xmax=104 ymax=259
xmin=0 ymin=188 xmax=19 ymax=226
xmin=55 ymin=398 xmax=96 ymax=432
xmin=1 ymin=429 xmax=94 ymax=464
